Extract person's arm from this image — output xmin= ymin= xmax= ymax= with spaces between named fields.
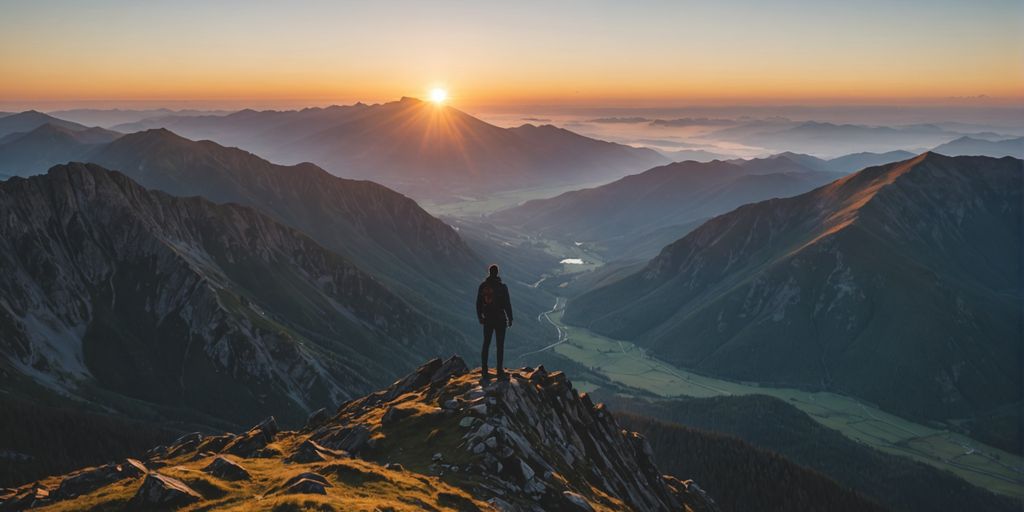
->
xmin=504 ymin=285 xmax=514 ymax=326
xmin=475 ymin=285 xmax=485 ymax=324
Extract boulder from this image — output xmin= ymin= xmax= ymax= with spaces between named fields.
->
xmin=54 ymin=460 xmax=144 ymax=499
xmin=286 ymin=439 xmax=348 ymax=463
xmin=304 ymin=407 xmax=330 ymax=430
xmin=131 ymin=473 xmax=202 ymax=508
xmin=561 ymin=491 xmax=595 ymax=512
xmin=381 ymin=405 xmax=418 ymax=427
xmin=428 ymin=355 xmax=469 ymax=385
xmin=165 ymin=432 xmax=202 ymax=457
xmin=223 ymin=416 xmax=279 ymax=457
xmin=281 ymin=472 xmax=331 ymax=495
xmin=202 ymin=456 xmax=250 ymax=481
xmin=519 ymin=460 xmax=535 ymax=481
xmin=195 ymin=435 xmax=233 ymax=454
xmin=316 ymin=424 xmax=371 ymax=454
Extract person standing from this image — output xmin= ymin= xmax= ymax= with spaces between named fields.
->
xmin=476 ymin=264 xmax=513 ymax=381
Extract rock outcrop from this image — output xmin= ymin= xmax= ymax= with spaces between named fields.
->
xmin=0 ymin=356 xmax=717 ymax=511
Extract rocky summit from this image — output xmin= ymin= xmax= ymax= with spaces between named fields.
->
xmin=0 ymin=356 xmax=718 ymax=511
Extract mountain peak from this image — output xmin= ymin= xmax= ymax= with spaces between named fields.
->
xmin=1 ymin=356 xmax=718 ymax=511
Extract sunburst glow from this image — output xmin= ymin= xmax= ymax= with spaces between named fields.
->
xmin=429 ymin=88 xmax=448 ymax=104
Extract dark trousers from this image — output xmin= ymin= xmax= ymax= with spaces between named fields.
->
xmin=482 ymin=325 xmax=506 ymax=375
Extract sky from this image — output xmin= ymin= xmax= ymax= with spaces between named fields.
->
xmin=1 ymin=0 xmax=1022 ymax=110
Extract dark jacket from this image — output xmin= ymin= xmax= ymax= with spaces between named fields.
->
xmin=476 ymin=276 xmax=513 ymax=327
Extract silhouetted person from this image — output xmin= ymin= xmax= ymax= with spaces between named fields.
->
xmin=477 ymin=264 xmax=513 ymax=381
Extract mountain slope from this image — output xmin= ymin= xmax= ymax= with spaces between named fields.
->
xmin=0 ymin=111 xmax=93 ymax=139
xmin=565 ymin=153 xmax=1023 ymax=448
xmin=606 ymin=394 xmax=1021 ymax=512
xmin=0 ymin=127 xmax=555 ymax=348
xmin=0 ymin=123 xmax=120 ymax=175
xmin=493 ymin=158 xmax=838 ymax=260
xmin=0 ymin=164 xmax=465 ymax=429
xmin=933 ymin=136 xmax=1024 ymax=158
xmin=616 ymin=413 xmax=890 ymax=512
xmin=0 ymin=358 xmax=719 ymax=511
xmin=714 ymin=121 xmax=961 ymax=155
xmin=113 ymin=98 xmax=668 ymax=197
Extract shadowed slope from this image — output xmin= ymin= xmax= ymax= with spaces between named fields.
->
xmin=566 ymin=153 xmax=1023 ymax=448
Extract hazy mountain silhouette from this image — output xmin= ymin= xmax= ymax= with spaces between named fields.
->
xmin=932 ymin=136 xmax=1024 ymax=158
xmin=713 ymin=121 xmax=980 ymax=155
xmin=113 ymin=98 xmax=668 ymax=197
xmin=493 ymin=156 xmax=841 ymax=260
xmin=566 ymin=153 xmax=1023 ymax=450
xmin=0 ymin=111 xmax=97 ymax=139
xmin=0 ymin=127 xmax=555 ymax=345
xmin=0 ymin=123 xmax=120 ymax=174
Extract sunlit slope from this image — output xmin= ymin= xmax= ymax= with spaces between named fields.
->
xmin=1 ymin=358 xmax=718 ymax=511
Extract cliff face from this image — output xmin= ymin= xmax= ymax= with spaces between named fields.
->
xmin=0 ymin=164 xmax=463 ymax=427
xmin=0 ymin=356 xmax=717 ymax=512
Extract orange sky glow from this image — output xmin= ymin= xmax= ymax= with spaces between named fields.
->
xmin=1 ymin=1 xmax=1021 ymax=110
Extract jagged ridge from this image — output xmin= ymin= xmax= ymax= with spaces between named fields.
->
xmin=0 ymin=357 xmax=718 ymax=512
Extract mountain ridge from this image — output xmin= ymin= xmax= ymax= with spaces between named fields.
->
xmin=0 ymin=163 xmax=466 ymax=430
xmin=565 ymin=153 xmax=1023 ymax=448
xmin=0 ymin=357 xmax=720 ymax=511
xmin=110 ymin=98 xmax=668 ymax=197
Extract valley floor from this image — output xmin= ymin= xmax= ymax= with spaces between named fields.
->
xmin=539 ymin=299 xmax=1024 ymax=498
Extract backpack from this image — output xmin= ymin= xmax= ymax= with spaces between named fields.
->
xmin=481 ymin=284 xmax=495 ymax=305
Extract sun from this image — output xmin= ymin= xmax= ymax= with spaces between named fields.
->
xmin=429 ymin=87 xmax=448 ymax=104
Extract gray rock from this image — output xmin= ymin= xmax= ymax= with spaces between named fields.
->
xmin=131 ymin=473 xmax=202 ymax=507
xmin=55 ymin=461 xmax=142 ymax=499
xmin=304 ymin=407 xmax=330 ymax=430
xmin=202 ymin=456 xmax=250 ymax=481
xmin=283 ymin=478 xmax=329 ymax=495
xmin=562 ymin=491 xmax=595 ymax=511
xmin=286 ymin=439 xmax=347 ymax=463
xmin=519 ymin=460 xmax=535 ymax=481
xmin=381 ymin=405 xmax=418 ymax=427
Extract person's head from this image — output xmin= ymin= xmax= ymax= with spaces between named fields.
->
xmin=488 ymin=264 xmax=499 ymax=278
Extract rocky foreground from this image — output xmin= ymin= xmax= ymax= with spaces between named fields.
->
xmin=0 ymin=356 xmax=718 ymax=511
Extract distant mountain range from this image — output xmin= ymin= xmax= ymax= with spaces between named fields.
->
xmin=565 ymin=153 xmax=1023 ymax=451
xmin=0 ymin=164 xmax=465 ymax=429
xmin=48 ymin=108 xmax=231 ymax=128
xmin=110 ymin=98 xmax=668 ymax=198
xmin=493 ymin=151 xmax=913 ymax=261
xmin=711 ymin=120 xmax=1012 ymax=156
xmin=0 ymin=123 xmax=120 ymax=174
xmin=0 ymin=122 xmax=556 ymax=345
xmin=933 ymin=136 xmax=1024 ymax=158
xmin=0 ymin=111 xmax=106 ymax=139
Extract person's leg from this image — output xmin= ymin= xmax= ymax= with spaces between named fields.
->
xmin=495 ymin=327 xmax=506 ymax=379
xmin=481 ymin=325 xmax=494 ymax=378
